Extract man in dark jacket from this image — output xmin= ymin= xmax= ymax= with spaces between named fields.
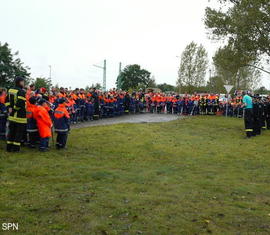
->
xmin=92 ymin=88 xmax=100 ymax=120
xmin=5 ymin=77 xmax=27 ymax=152
xmin=252 ymin=95 xmax=262 ymax=136
xmin=123 ymin=93 xmax=131 ymax=113
xmin=265 ymin=96 xmax=270 ymax=129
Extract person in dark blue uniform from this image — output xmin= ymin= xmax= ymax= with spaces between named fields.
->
xmin=92 ymin=88 xmax=100 ymax=120
xmin=54 ymin=98 xmax=70 ymax=149
xmin=252 ymin=95 xmax=261 ymax=136
xmin=265 ymin=96 xmax=270 ymax=129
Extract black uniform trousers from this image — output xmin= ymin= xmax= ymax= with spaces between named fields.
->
xmin=253 ymin=117 xmax=261 ymax=135
xmin=266 ymin=116 xmax=270 ymax=130
xmin=7 ymin=121 xmax=26 ymax=151
xmin=260 ymin=115 xmax=266 ymax=130
xmin=0 ymin=115 xmax=7 ymax=140
xmin=244 ymin=108 xmax=253 ymax=137
xmin=28 ymin=131 xmax=39 ymax=147
xmin=56 ymin=132 xmax=68 ymax=149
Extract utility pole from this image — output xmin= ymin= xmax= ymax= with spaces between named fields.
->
xmin=119 ymin=62 xmax=122 ymax=75
xmin=93 ymin=59 xmax=107 ymax=91
xmin=117 ymin=62 xmax=122 ymax=89
xmin=49 ymin=65 xmax=52 ymax=80
xmin=103 ymin=59 xmax=106 ymax=91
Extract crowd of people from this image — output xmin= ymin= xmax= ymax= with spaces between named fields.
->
xmin=1 ymin=77 xmax=270 ymax=152
xmin=241 ymin=91 xmax=270 ymax=138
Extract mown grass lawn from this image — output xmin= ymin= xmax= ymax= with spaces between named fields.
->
xmin=1 ymin=116 xmax=270 ymax=235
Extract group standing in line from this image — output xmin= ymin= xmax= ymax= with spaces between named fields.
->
xmin=1 ymin=77 xmax=270 ymax=152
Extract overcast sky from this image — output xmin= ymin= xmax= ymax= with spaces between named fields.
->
xmin=1 ymin=0 xmax=268 ymax=89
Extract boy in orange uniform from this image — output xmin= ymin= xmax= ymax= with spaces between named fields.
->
xmin=54 ymin=98 xmax=70 ymax=149
xmin=34 ymin=99 xmax=52 ymax=152
xmin=26 ymin=97 xmax=39 ymax=148
xmin=0 ymin=88 xmax=7 ymax=140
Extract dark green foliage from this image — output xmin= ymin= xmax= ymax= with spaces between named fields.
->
xmin=204 ymin=0 xmax=269 ymax=90
xmin=0 ymin=42 xmax=30 ymax=87
xmin=205 ymin=0 xmax=270 ymax=59
xmin=116 ymin=64 xmax=152 ymax=90
xmin=207 ymin=75 xmax=226 ymax=93
xmin=254 ymin=86 xmax=269 ymax=94
xmin=34 ymin=77 xmax=53 ymax=90
xmin=213 ymin=44 xmax=261 ymax=90
xmin=156 ymin=83 xmax=176 ymax=92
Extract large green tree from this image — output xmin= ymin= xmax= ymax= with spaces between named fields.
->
xmin=213 ymin=44 xmax=261 ymax=90
xmin=116 ymin=64 xmax=152 ymax=90
xmin=0 ymin=42 xmax=30 ymax=87
xmin=177 ymin=42 xmax=208 ymax=93
xmin=205 ymin=0 xmax=270 ymax=66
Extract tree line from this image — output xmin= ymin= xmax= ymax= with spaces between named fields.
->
xmin=177 ymin=0 xmax=269 ymax=94
xmin=0 ymin=42 xmax=52 ymax=90
xmin=1 ymin=0 xmax=269 ymax=93
xmin=204 ymin=0 xmax=269 ymax=93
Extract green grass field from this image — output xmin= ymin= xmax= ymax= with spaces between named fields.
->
xmin=1 ymin=116 xmax=270 ymax=235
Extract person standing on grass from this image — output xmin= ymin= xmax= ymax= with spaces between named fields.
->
xmin=0 ymin=88 xmax=7 ymax=140
xmin=266 ymin=96 xmax=270 ymax=129
xmin=242 ymin=91 xmax=253 ymax=138
xmin=5 ymin=77 xmax=27 ymax=152
xmin=34 ymin=99 xmax=53 ymax=152
xmin=92 ymin=88 xmax=100 ymax=120
xmin=26 ymin=96 xmax=39 ymax=148
xmin=54 ymin=98 xmax=70 ymax=149
xmin=252 ymin=95 xmax=261 ymax=136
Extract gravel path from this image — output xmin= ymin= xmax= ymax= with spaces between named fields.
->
xmin=72 ymin=113 xmax=184 ymax=129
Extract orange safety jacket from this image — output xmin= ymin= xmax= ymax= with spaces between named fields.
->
xmin=54 ymin=104 xmax=70 ymax=132
xmin=34 ymin=106 xmax=52 ymax=138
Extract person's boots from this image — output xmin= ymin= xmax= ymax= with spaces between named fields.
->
xmin=13 ymin=145 xmax=20 ymax=152
xmin=6 ymin=144 xmax=13 ymax=152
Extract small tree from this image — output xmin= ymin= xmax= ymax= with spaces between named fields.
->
xmin=255 ymin=86 xmax=269 ymax=95
xmin=34 ymin=77 xmax=52 ymax=90
xmin=157 ymin=83 xmax=176 ymax=92
xmin=177 ymin=42 xmax=208 ymax=93
xmin=89 ymin=83 xmax=102 ymax=90
xmin=117 ymin=64 xmax=152 ymax=90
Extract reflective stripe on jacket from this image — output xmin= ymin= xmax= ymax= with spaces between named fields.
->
xmin=54 ymin=104 xmax=70 ymax=132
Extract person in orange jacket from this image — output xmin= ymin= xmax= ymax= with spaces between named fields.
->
xmin=26 ymin=96 xmax=39 ymax=148
xmin=34 ymin=99 xmax=52 ymax=152
xmin=54 ymin=98 xmax=70 ymax=149
xmin=0 ymin=88 xmax=7 ymax=140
